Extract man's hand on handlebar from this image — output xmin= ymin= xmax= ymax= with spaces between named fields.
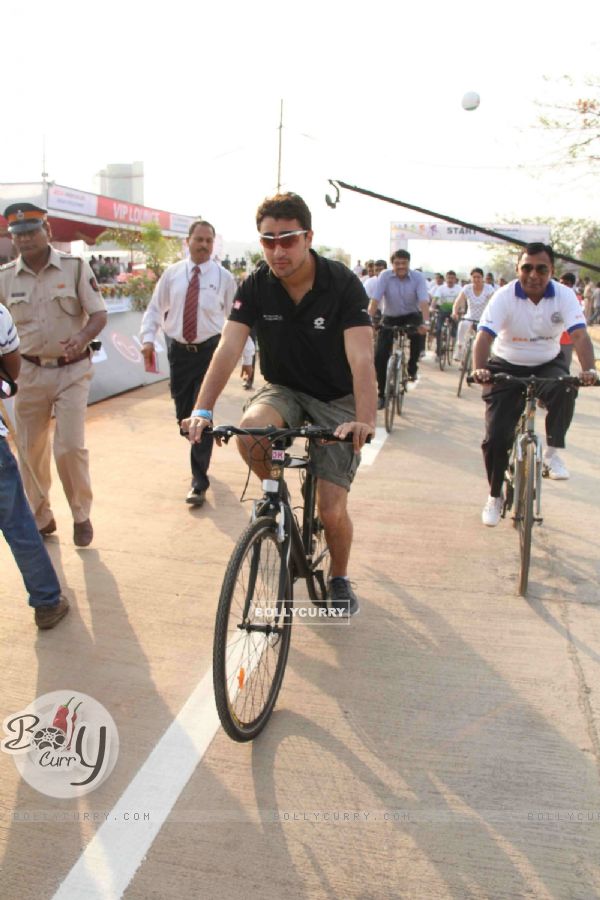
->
xmin=181 ymin=415 xmax=212 ymax=444
xmin=472 ymin=368 xmax=492 ymax=384
xmin=580 ymin=368 xmax=599 ymax=387
xmin=332 ymin=420 xmax=375 ymax=453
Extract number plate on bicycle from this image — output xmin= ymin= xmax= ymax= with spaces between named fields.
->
xmin=271 ymin=450 xmax=285 ymax=461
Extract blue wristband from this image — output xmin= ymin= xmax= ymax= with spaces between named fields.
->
xmin=191 ymin=409 xmax=213 ymax=420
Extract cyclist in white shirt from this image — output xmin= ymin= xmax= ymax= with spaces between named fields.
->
xmin=451 ymin=267 xmax=495 ymax=361
xmin=471 ymin=243 xmax=597 ymax=527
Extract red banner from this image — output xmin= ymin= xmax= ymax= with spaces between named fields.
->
xmin=96 ymin=196 xmax=171 ymax=230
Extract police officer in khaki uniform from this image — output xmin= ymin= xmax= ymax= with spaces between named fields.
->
xmin=0 ymin=203 xmax=107 ymax=546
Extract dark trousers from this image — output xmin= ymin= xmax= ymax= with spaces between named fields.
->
xmin=375 ymin=313 xmax=422 ymax=396
xmin=169 ymin=336 xmax=220 ymax=492
xmin=482 ymin=353 xmax=577 ymax=496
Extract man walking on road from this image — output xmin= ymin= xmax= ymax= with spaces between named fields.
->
xmin=472 ymin=243 xmax=597 ymax=527
xmin=141 ymin=220 xmax=254 ymax=507
xmin=367 ymin=249 xmax=430 ymax=407
xmin=0 ymin=203 xmax=107 ymax=547
xmin=181 ymin=192 xmax=376 ymax=616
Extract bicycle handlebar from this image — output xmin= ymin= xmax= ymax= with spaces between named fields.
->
xmin=466 ymin=373 xmax=594 ymax=386
xmin=208 ymin=424 xmax=372 ymax=444
xmin=379 ymin=323 xmax=421 ymax=334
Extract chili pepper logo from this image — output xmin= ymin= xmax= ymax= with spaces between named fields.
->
xmin=1 ymin=690 xmax=119 ymax=798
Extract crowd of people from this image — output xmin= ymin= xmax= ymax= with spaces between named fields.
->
xmin=0 ymin=195 xmax=598 ymax=631
xmin=89 ymin=254 xmax=131 ymax=283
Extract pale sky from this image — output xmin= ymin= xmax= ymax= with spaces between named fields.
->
xmin=3 ymin=0 xmax=598 ymax=273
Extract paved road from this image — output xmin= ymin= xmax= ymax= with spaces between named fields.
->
xmin=1 ymin=352 xmax=599 ymax=900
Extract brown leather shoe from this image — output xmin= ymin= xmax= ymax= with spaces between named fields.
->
xmin=186 ymin=489 xmax=206 ymax=507
xmin=73 ymin=519 xmax=93 ymax=547
xmin=35 ymin=594 xmax=70 ymax=630
xmin=39 ymin=518 xmax=57 ymax=536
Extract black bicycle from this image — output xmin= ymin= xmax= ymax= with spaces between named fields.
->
xmin=211 ymin=424 xmax=360 ymax=742
xmin=382 ymin=324 xmax=417 ymax=433
xmin=438 ymin=315 xmax=456 ymax=371
xmin=469 ymin=373 xmax=589 ymax=595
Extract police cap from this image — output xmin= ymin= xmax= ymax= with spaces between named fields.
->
xmin=4 ymin=202 xmax=47 ymax=234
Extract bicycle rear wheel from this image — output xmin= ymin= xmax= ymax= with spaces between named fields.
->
xmin=516 ymin=442 xmax=535 ymax=596
xmin=396 ymin=352 xmax=406 ymax=416
xmin=213 ymin=517 xmax=292 ymax=741
xmin=384 ymin=354 xmax=399 ymax=432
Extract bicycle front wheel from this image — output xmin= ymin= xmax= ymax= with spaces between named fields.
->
xmin=302 ymin=473 xmax=330 ymax=607
xmin=457 ymin=342 xmax=471 ymax=397
xmin=516 ymin=442 xmax=535 ymax=596
xmin=446 ymin=330 xmax=455 ymax=367
xmin=384 ymin=354 xmax=399 ymax=432
xmin=213 ymin=517 xmax=292 ymax=741
xmin=395 ymin=350 xmax=406 ymax=415
xmin=438 ymin=332 xmax=447 ymax=371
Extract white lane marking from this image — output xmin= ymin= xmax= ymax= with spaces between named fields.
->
xmin=360 ymin=426 xmax=388 ymax=466
xmin=52 ymin=668 xmax=220 ymax=899
xmin=53 ymin=423 xmax=390 ymax=899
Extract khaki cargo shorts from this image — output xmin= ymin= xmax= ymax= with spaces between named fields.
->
xmin=244 ymin=384 xmax=360 ymax=491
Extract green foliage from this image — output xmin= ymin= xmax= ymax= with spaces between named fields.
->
xmin=315 ymin=245 xmax=351 ymax=266
xmin=96 ymin=221 xmax=183 ymax=278
xmin=126 ymin=274 xmax=158 ymax=311
xmin=486 ymin=217 xmax=600 ymax=277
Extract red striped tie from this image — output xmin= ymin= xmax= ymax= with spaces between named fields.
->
xmin=182 ymin=265 xmax=200 ymax=342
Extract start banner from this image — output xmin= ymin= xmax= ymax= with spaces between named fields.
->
xmin=391 ymin=221 xmax=551 ymax=249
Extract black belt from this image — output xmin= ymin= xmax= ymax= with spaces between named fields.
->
xmin=22 ymin=351 xmax=90 ymax=368
xmin=172 ymin=336 xmax=220 ymax=353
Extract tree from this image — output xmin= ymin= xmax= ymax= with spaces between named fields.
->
xmin=485 ymin=217 xmax=600 ymax=278
xmin=538 ymin=76 xmax=600 ymax=168
xmin=315 ymin=245 xmax=351 ymax=267
xmin=96 ymin=221 xmax=182 ymax=278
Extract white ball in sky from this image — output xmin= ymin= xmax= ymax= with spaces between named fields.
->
xmin=461 ymin=91 xmax=480 ymax=111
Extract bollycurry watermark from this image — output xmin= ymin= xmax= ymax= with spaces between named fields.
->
xmin=2 ymin=691 xmax=119 ymax=798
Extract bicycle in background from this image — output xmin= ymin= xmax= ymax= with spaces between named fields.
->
xmin=456 ymin=320 xmax=477 ymax=397
xmin=438 ymin=316 xmax=456 ymax=371
xmin=382 ymin=324 xmax=418 ymax=433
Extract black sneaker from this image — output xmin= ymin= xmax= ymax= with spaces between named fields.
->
xmin=327 ymin=578 xmax=359 ymax=618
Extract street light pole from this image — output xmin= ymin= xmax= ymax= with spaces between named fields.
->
xmin=276 ymin=99 xmax=283 ymax=192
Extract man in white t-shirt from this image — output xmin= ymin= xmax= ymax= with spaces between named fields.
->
xmin=472 ymin=243 xmax=597 ymax=526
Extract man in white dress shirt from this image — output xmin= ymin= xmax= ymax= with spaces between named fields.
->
xmin=141 ymin=220 xmax=253 ymax=506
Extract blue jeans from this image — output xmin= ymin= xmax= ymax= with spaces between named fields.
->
xmin=0 ymin=437 xmax=61 ymax=608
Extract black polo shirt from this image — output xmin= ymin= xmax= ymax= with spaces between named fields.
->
xmin=229 ymin=251 xmax=371 ymax=401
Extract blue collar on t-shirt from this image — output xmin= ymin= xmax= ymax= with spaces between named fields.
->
xmin=515 ymin=280 xmax=556 ymax=299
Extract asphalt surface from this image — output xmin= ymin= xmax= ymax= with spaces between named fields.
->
xmin=1 ymin=350 xmax=599 ymax=900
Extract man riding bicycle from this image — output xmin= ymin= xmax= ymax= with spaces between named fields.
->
xmin=367 ymin=249 xmax=429 ymax=406
xmin=181 ymin=192 xmax=377 ymax=615
xmin=471 ymin=243 xmax=597 ymax=527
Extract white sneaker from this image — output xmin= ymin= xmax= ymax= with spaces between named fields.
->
xmin=545 ymin=453 xmax=570 ymax=480
xmin=453 ymin=345 xmax=463 ymax=362
xmin=482 ymin=495 xmax=503 ymax=527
